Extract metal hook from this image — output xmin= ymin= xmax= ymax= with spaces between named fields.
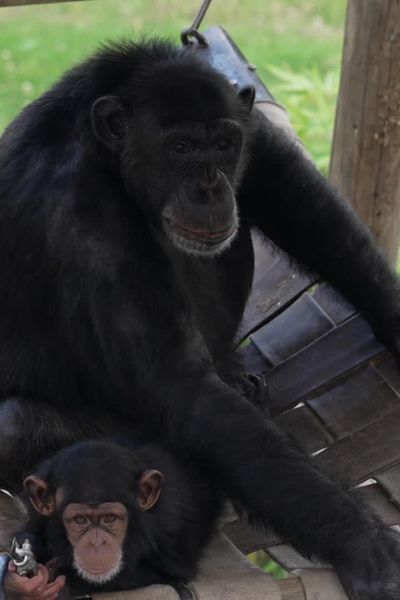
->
xmin=181 ymin=0 xmax=213 ymax=46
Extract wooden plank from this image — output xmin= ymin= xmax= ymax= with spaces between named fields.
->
xmin=266 ymin=315 xmax=386 ymax=415
xmin=311 ymin=283 xmax=356 ymax=325
xmin=307 ymin=365 xmax=400 ymax=441
xmin=0 ymin=1 xmax=87 ymax=5
xmin=222 ymin=518 xmax=279 ymax=555
xmin=278 ymin=578 xmax=305 ymax=600
xmin=239 ymin=263 xmax=316 ymax=342
xmin=376 ymin=465 xmax=400 ymax=509
xmin=316 ymin=408 xmax=400 ymax=485
xmin=238 ymin=232 xmax=317 ymax=342
xmin=275 ymin=405 xmax=333 ymax=454
xmin=251 ymin=293 xmax=334 ymax=366
xmin=297 ymin=570 xmax=347 ymax=600
xmin=374 ymin=355 xmax=400 ymax=393
xmin=267 ymin=545 xmax=317 ymax=570
xmin=251 ymin=231 xmax=280 ymax=283
xmin=239 ymin=342 xmax=271 ymax=375
xmin=330 ymin=0 xmax=400 ymax=265
xmin=359 ymin=482 xmax=400 ymax=526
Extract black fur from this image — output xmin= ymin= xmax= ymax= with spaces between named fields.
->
xmin=1 ymin=39 xmax=400 ymax=598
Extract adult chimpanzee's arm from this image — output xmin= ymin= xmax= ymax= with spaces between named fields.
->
xmin=240 ymin=110 xmax=400 ymax=353
xmin=78 ymin=235 xmax=400 ymax=599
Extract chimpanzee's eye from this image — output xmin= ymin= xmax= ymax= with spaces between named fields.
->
xmin=216 ymin=139 xmax=232 ymax=151
xmin=103 ymin=514 xmax=117 ymax=524
xmin=74 ymin=516 xmax=88 ymax=525
xmin=172 ymin=142 xmax=191 ymax=154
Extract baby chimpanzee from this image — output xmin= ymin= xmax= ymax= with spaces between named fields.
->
xmin=5 ymin=439 xmax=222 ymax=597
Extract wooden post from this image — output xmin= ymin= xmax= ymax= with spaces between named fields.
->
xmin=330 ymin=0 xmax=400 ymax=265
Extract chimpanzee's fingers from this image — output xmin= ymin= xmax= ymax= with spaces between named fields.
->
xmin=39 ymin=576 xmax=66 ymax=600
xmin=19 ymin=565 xmax=49 ymax=595
xmin=33 ymin=565 xmax=50 ymax=591
xmin=3 ymin=567 xmax=48 ymax=598
xmin=45 ymin=575 xmax=65 ymax=594
xmin=44 ymin=559 xmax=60 ymax=583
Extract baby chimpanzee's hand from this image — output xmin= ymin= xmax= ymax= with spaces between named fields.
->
xmin=4 ymin=561 xmax=65 ymax=600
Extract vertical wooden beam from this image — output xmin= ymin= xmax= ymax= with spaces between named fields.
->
xmin=330 ymin=0 xmax=400 ymax=265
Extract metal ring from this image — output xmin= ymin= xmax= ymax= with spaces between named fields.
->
xmin=181 ymin=0 xmax=213 ymax=46
xmin=181 ymin=28 xmax=208 ymax=46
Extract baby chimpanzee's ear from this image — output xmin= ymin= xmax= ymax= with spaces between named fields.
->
xmin=23 ymin=475 xmax=55 ymax=516
xmin=137 ymin=470 xmax=164 ymax=511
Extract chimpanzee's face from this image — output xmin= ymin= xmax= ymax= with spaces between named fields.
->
xmin=90 ymin=66 xmax=254 ymax=257
xmin=62 ymin=501 xmax=129 ymax=584
xmin=134 ymin=117 xmax=244 ymax=257
xmin=24 ymin=445 xmax=164 ymax=586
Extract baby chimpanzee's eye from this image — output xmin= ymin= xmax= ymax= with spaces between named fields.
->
xmin=74 ymin=516 xmax=88 ymax=525
xmin=103 ymin=514 xmax=117 ymax=524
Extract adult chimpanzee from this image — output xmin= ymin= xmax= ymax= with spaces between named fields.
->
xmin=0 ymin=39 xmax=400 ymax=599
xmin=4 ymin=439 xmax=221 ymax=598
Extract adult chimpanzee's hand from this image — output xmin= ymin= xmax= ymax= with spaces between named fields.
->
xmin=4 ymin=562 xmax=65 ymax=600
xmin=336 ymin=526 xmax=400 ymax=599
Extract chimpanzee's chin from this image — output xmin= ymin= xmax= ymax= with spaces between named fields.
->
xmin=74 ymin=559 xmax=123 ymax=585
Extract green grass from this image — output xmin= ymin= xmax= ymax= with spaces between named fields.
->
xmin=0 ymin=0 xmax=346 ymax=166
xmin=249 ymin=550 xmax=287 ymax=579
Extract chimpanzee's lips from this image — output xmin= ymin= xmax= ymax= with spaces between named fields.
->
xmin=167 ymin=219 xmax=236 ymax=244
xmin=82 ymin=563 xmax=114 ymax=575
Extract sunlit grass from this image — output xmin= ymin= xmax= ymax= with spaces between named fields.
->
xmin=267 ymin=64 xmax=340 ymax=173
xmin=249 ymin=550 xmax=288 ymax=579
xmin=0 ymin=0 xmax=347 ymax=165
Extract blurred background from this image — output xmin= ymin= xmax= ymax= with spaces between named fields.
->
xmin=0 ymin=0 xmax=347 ymax=173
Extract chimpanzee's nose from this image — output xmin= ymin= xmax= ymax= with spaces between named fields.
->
xmin=201 ymin=164 xmax=220 ymax=190
xmin=90 ymin=529 xmax=107 ymax=546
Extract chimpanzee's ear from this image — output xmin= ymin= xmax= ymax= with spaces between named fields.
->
xmin=238 ymin=85 xmax=255 ymax=111
xmin=137 ymin=470 xmax=164 ymax=511
xmin=23 ymin=475 xmax=55 ymax=517
xmin=91 ymin=96 xmax=125 ymax=152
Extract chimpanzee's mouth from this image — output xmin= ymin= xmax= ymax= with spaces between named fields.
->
xmin=171 ymin=219 xmax=236 ymax=243
xmin=163 ymin=215 xmax=239 ymax=256
xmin=74 ymin=558 xmax=123 ymax=585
